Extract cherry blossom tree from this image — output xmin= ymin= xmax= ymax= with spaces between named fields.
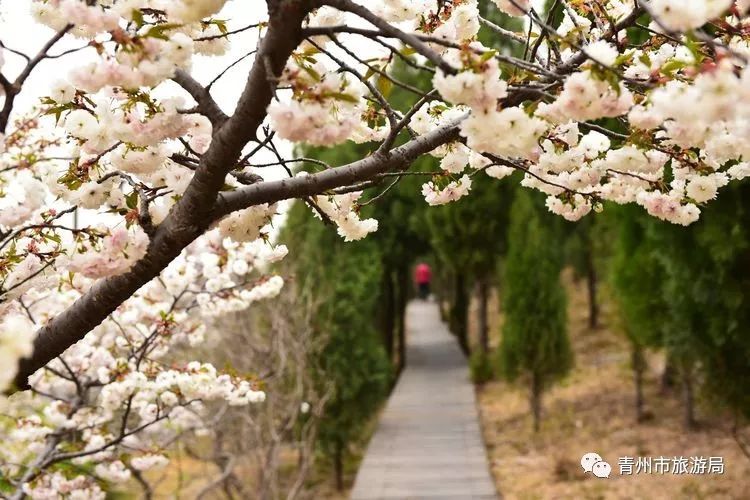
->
xmin=1 ymin=0 xmax=750 ymax=496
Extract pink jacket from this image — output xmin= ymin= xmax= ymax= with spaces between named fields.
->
xmin=414 ymin=263 xmax=432 ymax=284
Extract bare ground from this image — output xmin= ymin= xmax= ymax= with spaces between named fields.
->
xmin=472 ymin=271 xmax=750 ymax=500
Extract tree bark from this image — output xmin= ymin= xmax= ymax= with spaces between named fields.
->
xmin=323 ymin=0 xmax=457 ymax=74
xmin=660 ymin=354 xmax=677 ymax=394
xmin=334 ymin=441 xmax=344 ymax=492
xmin=450 ymin=273 xmax=469 ymax=355
xmin=682 ymin=364 xmax=698 ymax=430
xmin=437 ymin=271 xmax=451 ymax=322
xmin=477 ymin=276 xmax=490 ymax=354
xmin=632 ymin=343 xmax=647 ymax=422
xmin=585 ymin=245 xmax=599 ymax=330
xmin=531 ymin=371 xmax=542 ymax=433
xmin=214 ymin=121 xmax=462 ymax=218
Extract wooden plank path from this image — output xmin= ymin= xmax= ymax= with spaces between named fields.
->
xmin=350 ymin=300 xmax=498 ymax=500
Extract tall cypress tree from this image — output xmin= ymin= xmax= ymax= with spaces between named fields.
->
xmin=652 ymin=182 xmax=750 ymax=427
xmin=498 ymin=189 xmax=572 ymax=432
xmin=281 ymin=201 xmax=392 ymax=490
xmin=611 ymin=182 xmax=750 ymax=428
xmin=610 ymin=205 xmax=667 ymax=422
xmin=425 ymin=177 xmax=513 ymax=356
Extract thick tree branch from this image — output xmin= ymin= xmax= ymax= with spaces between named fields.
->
xmin=213 ymin=118 xmax=463 ymax=217
xmin=12 ymin=0 xmax=320 ymax=391
xmin=172 ymin=69 xmax=229 ymax=127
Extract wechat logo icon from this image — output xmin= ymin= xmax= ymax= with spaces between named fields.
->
xmin=581 ymin=452 xmax=611 ymax=478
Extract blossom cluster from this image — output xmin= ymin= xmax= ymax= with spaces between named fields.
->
xmin=64 ymin=225 xmax=150 ymax=279
xmin=0 ymin=228 xmax=286 ymax=496
xmin=313 ymin=191 xmax=379 ymax=241
xmin=268 ymin=55 xmax=387 ymax=146
xmin=408 ymin=1 xmax=750 ymax=222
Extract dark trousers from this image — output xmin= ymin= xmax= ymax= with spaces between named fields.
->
xmin=418 ymin=282 xmax=430 ymax=299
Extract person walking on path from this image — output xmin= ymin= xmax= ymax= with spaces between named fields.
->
xmin=414 ymin=262 xmax=432 ymax=300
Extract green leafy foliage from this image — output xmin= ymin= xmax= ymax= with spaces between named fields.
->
xmin=653 ymin=184 xmax=750 ymax=417
xmin=610 ymin=182 xmax=750 ymax=418
xmin=498 ymin=189 xmax=572 ymax=392
xmin=425 ymin=173 xmax=514 ymax=351
xmin=609 ymin=205 xmax=667 ymax=348
xmin=282 ymin=199 xmax=392 ymax=465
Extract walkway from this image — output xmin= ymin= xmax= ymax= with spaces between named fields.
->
xmin=350 ymin=300 xmax=497 ymax=500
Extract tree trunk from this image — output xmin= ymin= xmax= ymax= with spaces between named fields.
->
xmin=437 ymin=270 xmax=451 ymax=322
xmin=477 ymin=276 xmax=490 ymax=354
xmin=632 ymin=343 xmax=647 ymax=422
xmin=451 ymin=273 xmax=469 ymax=355
xmin=530 ymin=372 xmax=542 ymax=432
xmin=334 ymin=441 xmax=344 ymax=492
xmin=682 ymin=365 xmax=697 ymax=430
xmin=584 ymin=235 xmax=599 ymax=330
xmin=660 ymin=354 xmax=677 ymax=394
